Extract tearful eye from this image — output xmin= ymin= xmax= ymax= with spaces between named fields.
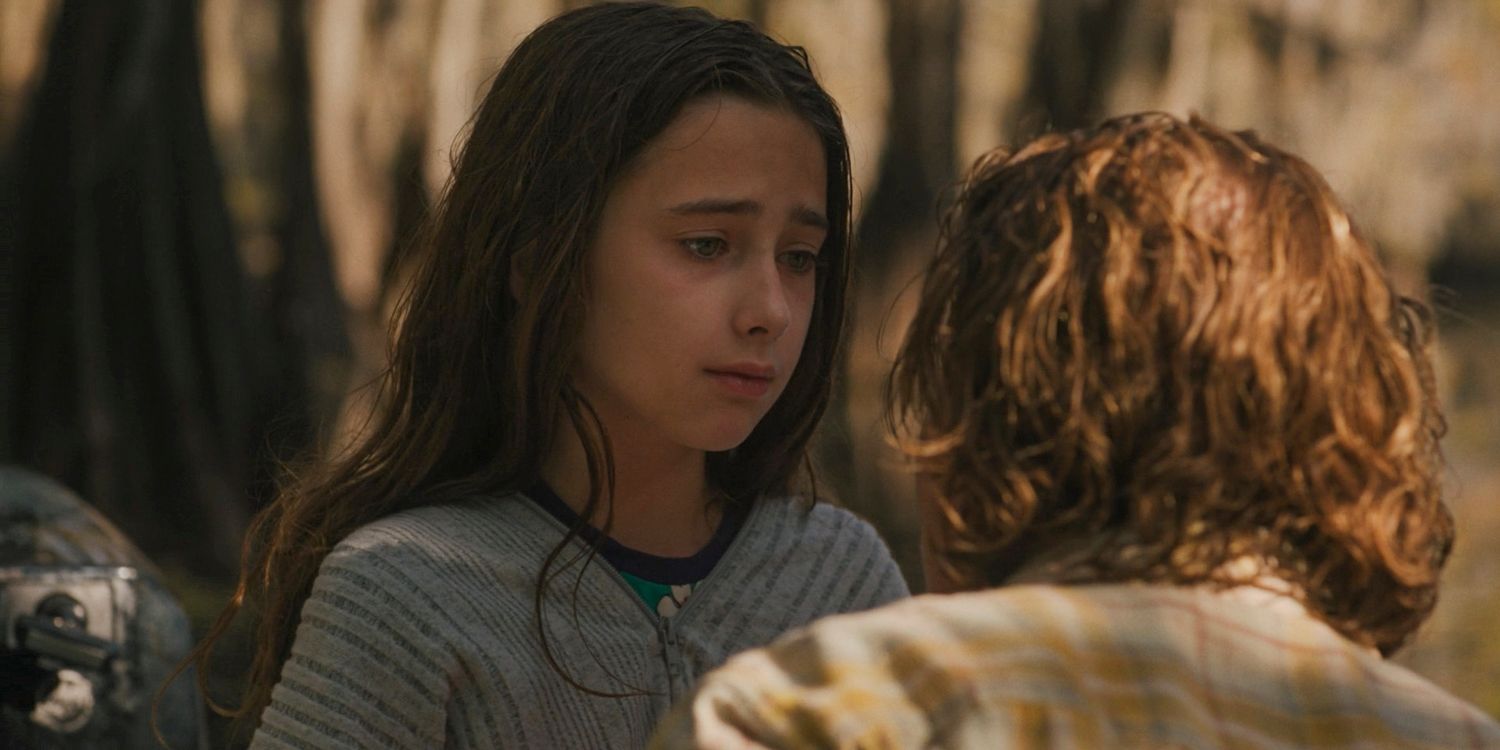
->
xmin=780 ymin=250 xmax=819 ymax=274
xmin=683 ymin=237 xmax=727 ymax=259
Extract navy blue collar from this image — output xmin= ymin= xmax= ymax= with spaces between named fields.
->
xmin=524 ymin=482 xmax=748 ymax=585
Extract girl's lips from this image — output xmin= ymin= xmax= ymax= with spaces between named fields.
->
xmin=706 ymin=370 xmax=773 ymax=397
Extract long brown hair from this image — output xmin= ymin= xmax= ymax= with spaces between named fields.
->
xmin=174 ymin=1 xmax=853 ymax=732
xmin=889 ymin=112 xmax=1449 ymax=655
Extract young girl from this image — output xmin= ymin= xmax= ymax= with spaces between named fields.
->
xmin=182 ymin=3 xmax=909 ymax=748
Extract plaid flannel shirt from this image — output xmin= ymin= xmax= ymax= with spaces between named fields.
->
xmin=652 ymin=583 xmax=1500 ymax=749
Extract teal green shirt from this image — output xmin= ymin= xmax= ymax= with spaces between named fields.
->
xmin=619 ymin=572 xmax=695 ymax=617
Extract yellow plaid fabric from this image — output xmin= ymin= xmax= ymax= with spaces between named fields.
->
xmin=652 ymin=584 xmax=1500 ymax=749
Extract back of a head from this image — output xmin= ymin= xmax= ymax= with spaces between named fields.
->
xmin=891 ymin=112 xmax=1450 ymax=655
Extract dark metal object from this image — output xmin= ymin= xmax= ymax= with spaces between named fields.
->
xmin=0 ymin=468 xmax=206 ymax=749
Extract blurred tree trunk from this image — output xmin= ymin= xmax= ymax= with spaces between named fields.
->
xmin=255 ymin=0 xmax=353 ymax=490
xmin=821 ymin=0 xmax=963 ymax=586
xmin=1014 ymin=0 xmax=1137 ymax=134
xmin=5 ymin=0 xmax=268 ymax=575
xmin=856 ymin=0 xmax=961 ymax=284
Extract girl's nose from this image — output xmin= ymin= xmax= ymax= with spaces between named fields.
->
xmin=736 ymin=257 xmax=791 ymax=340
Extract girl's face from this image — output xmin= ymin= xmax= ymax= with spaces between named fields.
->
xmin=574 ymin=95 xmax=828 ymax=456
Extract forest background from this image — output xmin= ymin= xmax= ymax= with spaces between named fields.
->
xmin=3 ymin=1 xmax=1498 ymax=745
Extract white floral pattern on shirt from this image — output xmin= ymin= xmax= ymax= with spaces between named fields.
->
xmin=656 ymin=584 xmax=693 ymax=617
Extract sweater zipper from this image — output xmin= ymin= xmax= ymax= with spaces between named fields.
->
xmin=653 ymin=497 xmax=764 ymax=627
xmin=652 ymin=499 xmax=766 ymax=703
xmin=519 ymin=493 xmax=766 ymax=699
xmin=661 ymin=614 xmax=680 ymax=703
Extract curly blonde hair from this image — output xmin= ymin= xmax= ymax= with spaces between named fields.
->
xmin=889 ymin=112 xmax=1450 ymax=655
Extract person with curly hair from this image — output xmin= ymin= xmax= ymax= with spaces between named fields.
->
xmin=652 ymin=112 xmax=1500 ymax=748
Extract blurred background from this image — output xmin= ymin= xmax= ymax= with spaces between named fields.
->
xmin=2 ymin=0 xmax=1497 ymax=744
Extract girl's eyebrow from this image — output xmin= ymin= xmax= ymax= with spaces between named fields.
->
xmin=667 ymin=198 xmax=829 ymax=231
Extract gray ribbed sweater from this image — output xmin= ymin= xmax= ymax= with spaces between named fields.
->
xmin=249 ymin=493 xmax=909 ymax=749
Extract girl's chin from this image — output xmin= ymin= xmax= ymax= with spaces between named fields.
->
xmin=693 ymin=426 xmax=761 ymax=454
xmin=697 ymin=436 xmax=754 ymax=454
xmin=678 ymin=405 xmax=779 ymax=453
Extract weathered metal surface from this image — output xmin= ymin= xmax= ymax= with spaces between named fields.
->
xmin=0 ymin=467 xmax=205 ymax=749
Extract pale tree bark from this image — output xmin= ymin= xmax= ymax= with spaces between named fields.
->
xmin=763 ymin=0 xmax=889 ymax=209
xmin=305 ymin=0 xmax=563 ymax=444
xmin=0 ymin=0 xmax=58 ymax=146
xmin=307 ymin=0 xmax=417 ymax=318
xmin=425 ymin=0 xmax=559 ymax=195
xmin=954 ymin=0 xmax=1038 ymax=168
xmin=1101 ymin=0 xmax=1500 ymax=295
